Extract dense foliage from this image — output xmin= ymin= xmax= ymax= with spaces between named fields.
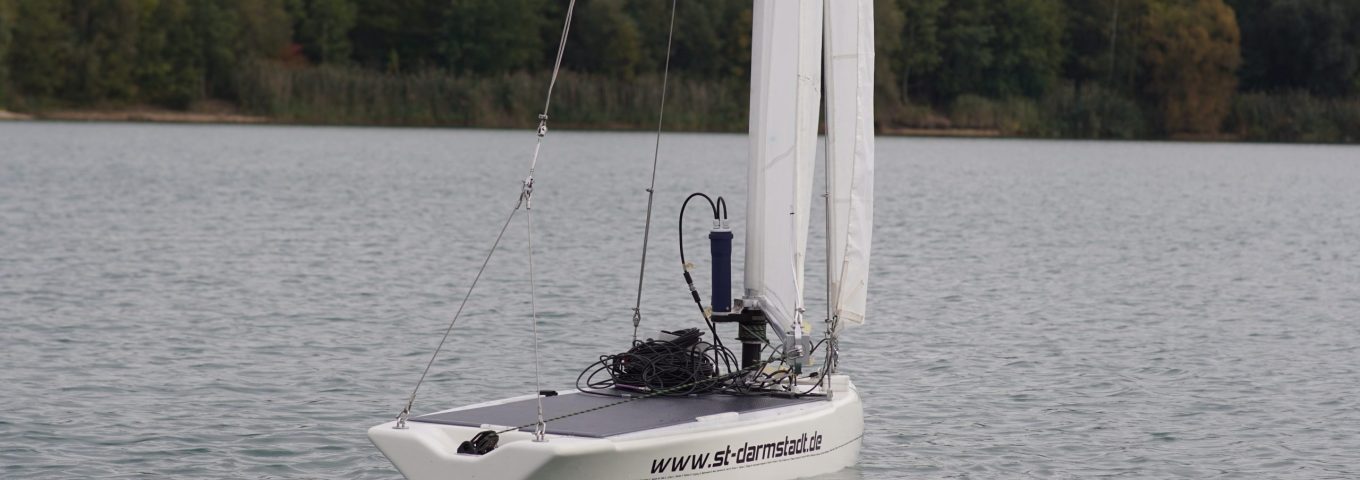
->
xmin=0 ymin=0 xmax=1357 ymax=141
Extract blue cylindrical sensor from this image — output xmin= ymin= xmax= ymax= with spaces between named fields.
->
xmin=709 ymin=229 xmax=733 ymax=313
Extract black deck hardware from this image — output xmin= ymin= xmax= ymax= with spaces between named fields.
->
xmin=712 ymin=307 xmax=768 ymax=370
xmin=456 ymin=430 xmax=499 ymax=455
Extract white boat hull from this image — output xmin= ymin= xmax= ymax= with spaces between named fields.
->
xmin=369 ymin=376 xmax=863 ymax=480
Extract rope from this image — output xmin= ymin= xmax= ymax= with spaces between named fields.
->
xmin=630 ymin=0 xmax=680 ymax=342
xmin=395 ymin=0 xmax=579 ymax=430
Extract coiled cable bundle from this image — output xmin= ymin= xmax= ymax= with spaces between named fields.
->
xmin=577 ymin=328 xmax=739 ymax=396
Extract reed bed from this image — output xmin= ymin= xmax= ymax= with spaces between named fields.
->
xmin=1228 ymin=92 xmax=1360 ymax=143
xmin=234 ymin=62 xmax=748 ymax=131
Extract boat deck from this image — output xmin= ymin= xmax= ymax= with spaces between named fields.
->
xmin=411 ymin=391 xmax=822 ymax=438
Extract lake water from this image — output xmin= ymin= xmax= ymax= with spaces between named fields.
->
xmin=1 ymin=122 xmax=1357 ymax=479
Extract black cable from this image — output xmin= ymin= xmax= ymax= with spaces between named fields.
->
xmin=677 ymin=192 xmax=717 ymax=269
xmin=573 ymin=326 xmax=831 ymax=399
xmin=576 ymin=328 xmax=734 ymax=396
xmin=677 ymin=192 xmax=725 ymax=350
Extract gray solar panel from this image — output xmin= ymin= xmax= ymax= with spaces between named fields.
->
xmin=411 ymin=392 xmax=823 ymax=438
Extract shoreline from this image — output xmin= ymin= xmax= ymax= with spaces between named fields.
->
xmin=0 ymin=107 xmax=1018 ymax=139
xmin=30 ymin=108 xmax=268 ymax=124
xmin=2 ymin=107 xmax=1005 ymax=137
xmin=0 ymin=108 xmax=1337 ymax=144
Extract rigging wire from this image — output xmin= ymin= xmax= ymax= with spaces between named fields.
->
xmin=540 ymin=0 xmax=577 ymax=117
xmin=525 ymin=202 xmax=546 ymax=441
xmin=395 ymin=0 xmax=579 ymax=430
xmin=395 ymin=199 xmax=522 ymax=429
xmin=504 ymin=0 xmax=584 ymax=441
xmin=630 ymin=0 xmax=680 ymax=343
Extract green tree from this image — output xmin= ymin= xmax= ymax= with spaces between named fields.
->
xmin=624 ymin=0 xmax=667 ymax=73
xmin=720 ymin=4 xmax=753 ymax=79
xmin=7 ymin=0 xmax=77 ymax=99
xmin=1062 ymin=0 xmax=1144 ymax=92
xmin=292 ymin=0 xmax=358 ymax=64
xmin=443 ymin=0 xmax=549 ymax=74
xmin=69 ymin=0 xmax=143 ymax=102
xmin=1232 ymin=0 xmax=1360 ymax=96
xmin=933 ymin=0 xmax=993 ymax=101
xmin=180 ymin=0 xmax=290 ymax=99
xmin=932 ymin=0 xmax=1064 ymax=101
xmin=874 ymin=0 xmax=906 ymax=110
xmin=989 ymin=0 xmax=1065 ymax=97
xmin=188 ymin=0 xmax=241 ymax=99
xmin=0 ymin=0 xmax=13 ymax=105
xmin=235 ymin=0 xmax=291 ymax=58
xmin=350 ymin=0 xmax=449 ymax=71
xmin=671 ymin=0 xmax=726 ymax=76
xmin=136 ymin=0 xmax=203 ymax=107
xmin=894 ymin=0 xmax=943 ymax=103
xmin=627 ymin=0 xmax=748 ymax=77
xmin=566 ymin=0 xmax=640 ymax=77
xmin=1140 ymin=0 xmax=1241 ymax=134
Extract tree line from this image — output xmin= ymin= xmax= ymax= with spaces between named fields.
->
xmin=1 ymin=0 xmax=1357 ymax=141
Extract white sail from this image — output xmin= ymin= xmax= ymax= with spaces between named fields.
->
xmin=745 ymin=0 xmax=823 ymax=332
xmin=824 ymin=0 xmax=875 ymax=325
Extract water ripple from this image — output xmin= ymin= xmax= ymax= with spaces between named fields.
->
xmin=1 ymin=124 xmax=1357 ymax=478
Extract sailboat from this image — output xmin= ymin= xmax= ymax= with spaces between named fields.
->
xmin=368 ymin=0 xmax=876 ymax=478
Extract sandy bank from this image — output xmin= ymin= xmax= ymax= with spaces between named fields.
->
xmin=0 ymin=109 xmax=34 ymax=121
xmin=36 ymin=108 xmax=267 ymax=124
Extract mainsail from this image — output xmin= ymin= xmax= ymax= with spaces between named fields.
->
xmin=744 ymin=0 xmax=823 ymax=332
xmin=824 ymin=0 xmax=875 ymax=325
